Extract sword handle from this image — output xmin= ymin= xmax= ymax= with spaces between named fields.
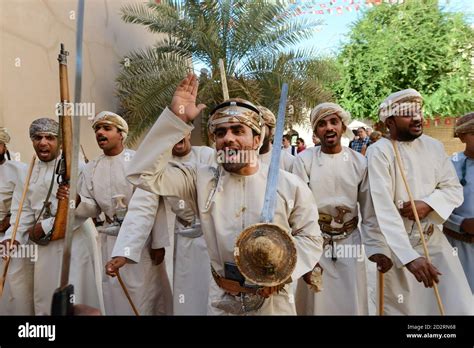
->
xmin=51 ymin=284 xmax=75 ymax=316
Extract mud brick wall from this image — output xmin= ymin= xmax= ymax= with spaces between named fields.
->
xmin=423 ymin=118 xmax=464 ymax=156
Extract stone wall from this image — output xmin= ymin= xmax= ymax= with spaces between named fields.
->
xmin=1 ymin=0 xmax=159 ymax=162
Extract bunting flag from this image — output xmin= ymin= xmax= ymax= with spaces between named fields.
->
xmin=285 ymin=0 xmax=405 ymax=17
xmin=423 ymin=118 xmax=457 ymax=128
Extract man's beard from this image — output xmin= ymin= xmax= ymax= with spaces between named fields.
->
xmin=223 ymin=162 xmax=248 ymax=172
xmin=397 ymin=128 xmax=423 ymax=141
xmin=259 ymin=137 xmax=271 ymax=154
xmin=219 ymin=147 xmax=257 ymax=173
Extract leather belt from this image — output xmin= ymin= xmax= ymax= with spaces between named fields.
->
xmin=211 ymin=266 xmax=259 ymax=295
xmin=318 ymin=216 xmax=358 ymax=240
xmin=96 ymin=223 xmax=120 ymax=237
xmin=443 ymin=226 xmax=474 ymax=244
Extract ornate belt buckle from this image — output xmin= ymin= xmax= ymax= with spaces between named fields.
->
xmin=239 ymin=291 xmax=265 ymax=314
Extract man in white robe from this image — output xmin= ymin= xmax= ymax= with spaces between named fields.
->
xmin=292 ymin=103 xmax=392 ymax=315
xmin=102 ymin=190 xmax=173 ymax=315
xmin=71 ymin=111 xmax=171 ymax=315
xmin=366 ymin=89 xmax=473 ymax=314
xmin=107 ymin=134 xmax=215 ymax=315
xmin=126 ymin=74 xmax=324 ymax=315
xmin=0 ymin=128 xmax=34 ymax=315
xmin=257 ymin=106 xmax=294 ymax=172
xmin=2 ymin=118 xmax=102 ymax=315
xmin=443 ymin=112 xmax=474 ymax=293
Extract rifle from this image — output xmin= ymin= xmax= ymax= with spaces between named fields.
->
xmin=50 ymin=43 xmax=72 ymax=242
xmin=50 ymin=43 xmax=74 ymax=315
xmin=51 ymin=0 xmax=85 ymax=316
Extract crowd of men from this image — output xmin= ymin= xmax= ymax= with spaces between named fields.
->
xmin=0 ymin=74 xmax=472 ymax=315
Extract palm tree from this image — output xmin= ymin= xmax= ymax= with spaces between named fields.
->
xmin=116 ymin=0 xmax=336 ymax=144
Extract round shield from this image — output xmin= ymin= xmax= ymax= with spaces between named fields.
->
xmin=234 ymin=223 xmax=297 ymax=287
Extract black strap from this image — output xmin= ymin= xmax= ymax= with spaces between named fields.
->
xmin=460 ymin=156 xmax=467 ymax=186
xmin=210 ymin=100 xmax=260 ymax=116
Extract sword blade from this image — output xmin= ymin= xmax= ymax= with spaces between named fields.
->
xmin=59 ymin=0 xmax=84 ymax=288
xmin=260 ymin=83 xmax=288 ymax=223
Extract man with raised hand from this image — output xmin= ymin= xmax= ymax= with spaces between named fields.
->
xmin=126 ymin=74 xmax=323 ymax=315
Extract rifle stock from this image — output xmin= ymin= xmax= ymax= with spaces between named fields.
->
xmin=51 ymin=43 xmax=73 ymax=241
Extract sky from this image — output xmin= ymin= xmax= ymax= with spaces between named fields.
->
xmin=193 ymin=0 xmax=474 ymax=145
xmin=289 ymin=0 xmax=474 ymax=56
xmin=278 ymin=0 xmax=474 ymax=145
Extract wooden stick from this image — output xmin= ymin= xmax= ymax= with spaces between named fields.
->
xmin=80 ymin=144 xmax=89 ymax=163
xmin=391 ymin=140 xmax=445 ymax=315
xmin=0 ymin=155 xmax=36 ymax=296
xmin=378 ymin=271 xmax=384 ymax=316
xmin=116 ymin=269 xmax=140 ymax=316
xmin=218 ymin=58 xmax=229 ymax=101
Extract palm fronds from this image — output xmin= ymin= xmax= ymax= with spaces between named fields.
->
xmin=117 ymin=0 xmax=337 ymax=144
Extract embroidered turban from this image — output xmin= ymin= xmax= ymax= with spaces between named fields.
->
xmin=29 ymin=118 xmax=59 ymax=139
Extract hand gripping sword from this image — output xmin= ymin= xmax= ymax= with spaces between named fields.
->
xmin=234 ymin=84 xmax=297 ymax=290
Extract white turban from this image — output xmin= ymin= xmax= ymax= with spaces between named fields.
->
xmin=379 ymin=89 xmax=423 ymax=123
xmin=310 ymin=102 xmax=354 ymax=140
xmin=92 ymin=111 xmax=129 ymax=141
xmin=0 ymin=127 xmax=10 ymax=144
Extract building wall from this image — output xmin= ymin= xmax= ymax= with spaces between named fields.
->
xmin=1 ymin=0 xmax=160 ymax=162
xmin=423 ymin=117 xmax=464 ymax=156
xmin=372 ymin=117 xmax=464 ymax=156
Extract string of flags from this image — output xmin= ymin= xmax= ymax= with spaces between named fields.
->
xmin=285 ymin=0 xmax=455 ymax=17
xmin=424 ymin=117 xmax=457 ymax=128
xmin=285 ymin=0 xmax=404 ymax=16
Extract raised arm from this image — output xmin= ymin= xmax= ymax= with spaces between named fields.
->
xmin=126 ymin=74 xmax=206 ymax=203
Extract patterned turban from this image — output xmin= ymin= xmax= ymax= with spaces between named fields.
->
xmin=0 ymin=127 xmax=10 ymax=144
xmin=257 ymin=106 xmax=276 ymax=129
xmin=29 ymin=118 xmax=59 ymax=139
xmin=92 ymin=111 xmax=129 ymax=141
xmin=379 ymin=89 xmax=423 ymax=123
xmin=257 ymin=106 xmax=276 ymax=139
xmin=455 ymin=112 xmax=474 ymax=136
xmin=208 ymin=99 xmax=263 ymax=135
xmin=310 ymin=102 xmax=354 ymax=140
